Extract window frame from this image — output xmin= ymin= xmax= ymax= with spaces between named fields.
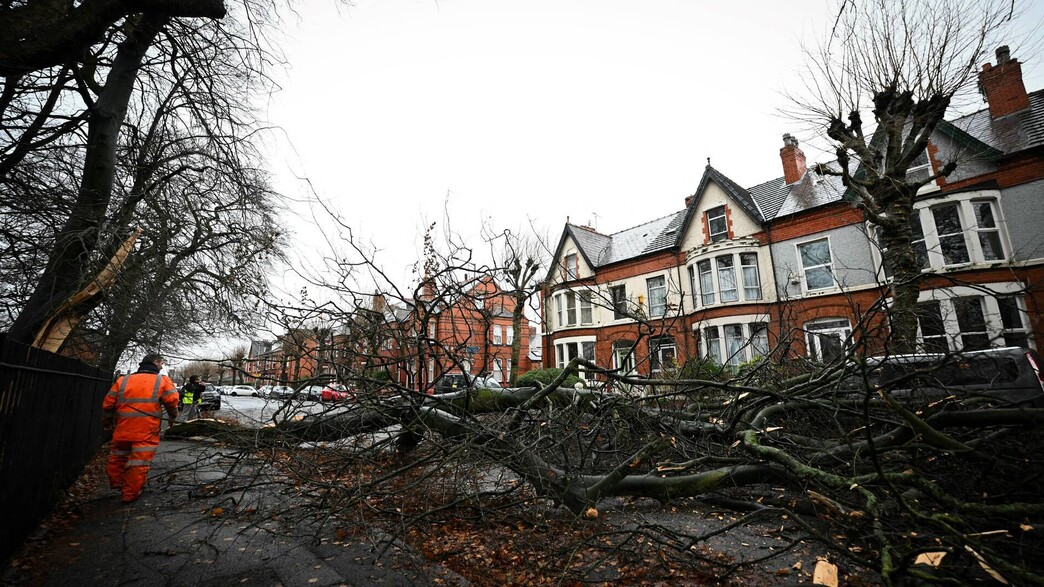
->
xmin=610 ymin=285 xmax=628 ymax=320
xmin=716 ymin=255 xmax=738 ymax=302
xmin=706 ymin=206 xmax=728 ymax=243
xmin=796 ymin=237 xmax=836 ymax=293
xmin=804 ymin=318 xmax=852 ymax=363
xmin=646 ymin=275 xmax=667 ymax=317
xmin=492 ymin=325 xmax=503 ymax=346
xmin=563 ymin=253 xmax=578 ymax=280
xmin=740 ymin=252 xmax=761 ymax=300
xmin=649 ymin=336 xmax=676 ymax=374
xmin=579 ymin=291 xmax=593 ymax=325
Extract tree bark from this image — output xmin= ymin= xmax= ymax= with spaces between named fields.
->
xmin=7 ymin=15 xmax=169 ymax=345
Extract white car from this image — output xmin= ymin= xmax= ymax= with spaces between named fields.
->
xmin=228 ymin=385 xmax=259 ymax=397
xmin=267 ymin=385 xmax=295 ymax=399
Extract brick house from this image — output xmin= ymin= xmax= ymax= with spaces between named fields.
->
xmin=542 ymin=46 xmax=1043 ymax=377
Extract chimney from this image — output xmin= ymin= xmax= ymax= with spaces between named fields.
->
xmin=779 ymin=133 xmax=806 ymax=185
xmin=684 ymin=194 xmax=696 ymax=208
xmin=979 ymin=45 xmax=1030 ymax=118
xmin=373 ymin=291 xmax=386 ymax=312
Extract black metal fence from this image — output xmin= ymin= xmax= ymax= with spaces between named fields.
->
xmin=0 ymin=334 xmax=112 ymax=561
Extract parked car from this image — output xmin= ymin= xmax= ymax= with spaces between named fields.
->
xmin=321 ymin=383 xmax=354 ymax=402
xmin=267 ymin=385 xmax=295 ymax=400
xmin=199 ymin=383 xmax=222 ymax=411
xmin=227 ymin=385 xmax=259 ymax=397
xmin=844 ymin=347 xmax=1044 ymax=407
xmin=432 ymin=374 xmax=503 ymax=395
xmin=296 ymin=385 xmax=325 ymax=400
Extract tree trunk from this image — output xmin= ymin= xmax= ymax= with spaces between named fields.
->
xmin=7 ymin=15 xmax=168 ymax=345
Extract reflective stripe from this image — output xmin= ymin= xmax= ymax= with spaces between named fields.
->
xmin=122 ymin=397 xmax=158 ymax=404
xmin=126 ymin=460 xmax=152 ymax=467
xmin=117 ymin=411 xmax=162 ymax=418
xmin=151 ymin=375 xmax=162 ymax=401
xmin=106 ymin=391 xmax=117 ymax=397
xmin=161 ymin=390 xmax=178 ymax=399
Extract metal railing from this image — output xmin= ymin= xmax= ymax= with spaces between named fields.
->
xmin=0 ymin=334 xmax=112 ymax=561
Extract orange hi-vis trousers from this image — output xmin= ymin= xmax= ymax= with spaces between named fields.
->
xmin=106 ymin=440 xmax=159 ymax=502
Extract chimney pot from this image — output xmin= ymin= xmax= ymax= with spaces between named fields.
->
xmin=996 ymin=45 xmax=1010 ymax=64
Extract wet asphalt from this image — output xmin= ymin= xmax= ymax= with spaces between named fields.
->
xmin=2 ymin=439 xmax=465 ymax=586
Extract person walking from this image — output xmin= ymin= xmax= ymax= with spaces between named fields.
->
xmin=102 ymin=353 xmax=179 ymax=503
xmin=180 ymin=375 xmax=204 ymax=420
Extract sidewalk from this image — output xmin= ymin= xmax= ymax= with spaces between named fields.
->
xmin=2 ymin=439 xmax=465 ymax=586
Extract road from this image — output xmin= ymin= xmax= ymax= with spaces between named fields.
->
xmin=197 ymin=394 xmax=350 ymax=426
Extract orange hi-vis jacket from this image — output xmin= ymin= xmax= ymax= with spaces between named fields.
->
xmin=104 ymin=372 xmax=179 ymax=443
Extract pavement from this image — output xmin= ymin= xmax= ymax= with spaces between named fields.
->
xmin=2 ymin=439 xmax=466 ymax=587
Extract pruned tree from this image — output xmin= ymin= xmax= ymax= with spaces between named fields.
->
xmin=790 ymin=0 xmax=1020 ymax=352
xmin=484 ymin=223 xmax=547 ymax=385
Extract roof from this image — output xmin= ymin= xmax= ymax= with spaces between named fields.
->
xmin=949 ymin=89 xmax=1044 ymax=154
xmin=552 ymin=86 xmax=1044 ymax=268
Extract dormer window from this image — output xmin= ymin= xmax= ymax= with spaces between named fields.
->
xmin=706 ymin=206 xmax=728 ymax=243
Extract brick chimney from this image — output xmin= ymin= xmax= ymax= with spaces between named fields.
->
xmin=779 ymin=133 xmax=806 ymax=185
xmin=979 ymin=45 xmax=1030 ymax=118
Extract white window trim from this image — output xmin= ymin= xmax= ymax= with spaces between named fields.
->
xmin=693 ymin=314 xmax=772 ymax=365
xmin=554 ymin=335 xmax=597 ymax=379
xmin=688 ymin=247 xmax=765 ymax=308
xmin=609 ymin=284 xmax=629 ymax=322
xmin=804 ymin=318 xmax=853 ymax=362
xmin=871 ymin=191 xmax=1011 ymax=278
xmin=706 ymin=206 xmax=728 ymax=242
xmin=493 ymin=325 xmax=503 ymax=346
xmin=916 ymin=282 xmax=1033 ymax=351
xmin=646 ymin=275 xmax=668 ymax=317
xmin=795 ymin=236 xmax=838 ymax=296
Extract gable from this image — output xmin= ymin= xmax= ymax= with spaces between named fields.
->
xmin=679 ymin=170 xmax=764 ymax=252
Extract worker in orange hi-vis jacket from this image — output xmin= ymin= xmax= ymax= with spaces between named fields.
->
xmin=102 ymin=353 xmax=180 ymax=502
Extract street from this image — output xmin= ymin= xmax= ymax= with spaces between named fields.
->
xmin=195 ymin=395 xmax=346 ymax=427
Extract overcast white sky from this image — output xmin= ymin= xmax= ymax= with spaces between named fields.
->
xmin=262 ymin=0 xmax=1044 ymax=294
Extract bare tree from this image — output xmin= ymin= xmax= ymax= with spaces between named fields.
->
xmin=790 ymin=0 xmax=1020 ymax=351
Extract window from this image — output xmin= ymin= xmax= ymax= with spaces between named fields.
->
xmin=932 ymin=204 xmax=970 ymax=265
xmin=554 ymin=297 xmax=562 ymax=330
xmin=706 ymin=206 xmax=728 ymax=242
xmin=750 ymin=323 xmax=769 ymax=358
xmin=916 ymin=301 xmax=949 ymax=353
xmin=611 ymin=285 xmax=627 ymax=319
xmin=563 ymin=254 xmax=578 ymax=280
xmin=506 ymin=326 xmax=514 ymax=346
xmin=972 ymin=200 xmax=1003 ymax=261
xmin=646 ymin=276 xmax=667 ymax=317
xmin=579 ymin=291 xmax=593 ymax=325
xmin=907 ymin=149 xmax=933 ymax=183
xmin=805 ymin=319 xmax=851 ymax=363
xmin=581 ymin=341 xmax=596 ymax=380
xmin=492 ymin=359 xmax=504 ymax=383
xmin=556 ymin=342 xmax=579 ymax=369
xmin=953 ymin=296 xmax=989 ymax=351
xmin=688 ymin=265 xmax=698 ymax=309
xmin=698 ymin=260 xmax=715 ymax=305
xmin=613 ymin=342 xmax=635 ymax=375
xmin=704 ymin=327 xmax=723 ymax=365
xmin=740 ymin=253 xmax=761 ymax=300
xmin=798 ymin=238 xmax=834 ymax=291
xmin=716 ymin=256 xmax=738 ymax=302
xmin=998 ymin=296 xmax=1028 ymax=348
xmin=724 ymin=325 xmax=745 ymax=366
xmin=650 ymin=337 xmax=676 ymax=373
xmin=493 ymin=325 xmax=503 ymax=345
xmin=564 ymin=292 xmax=577 ymax=327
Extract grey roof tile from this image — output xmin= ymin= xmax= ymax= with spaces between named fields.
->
xmin=950 ymin=89 xmax=1044 ymax=153
xmin=748 ymin=176 xmax=789 ymax=220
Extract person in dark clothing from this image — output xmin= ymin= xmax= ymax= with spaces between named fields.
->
xmin=180 ymin=375 xmax=205 ymax=419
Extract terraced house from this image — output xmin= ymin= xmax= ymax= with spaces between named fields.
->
xmin=542 ymin=46 xmax=1044 ymax=378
